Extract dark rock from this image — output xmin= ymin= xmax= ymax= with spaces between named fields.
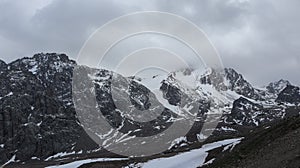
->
xmin=276 ymin=85 xmax=300 ymax=104
xmin=224 ymin=68 xmax=263 ymax=100
xmin=0 ymin=53 xmax=82 ymax=163
xmin=160 ymin=81 xmax=182 ymax=106
xmin=266 ymin=79 xmax=290 ymax=94
xmin=200 ymin=68 xmax=264 ymax=100
xmin=226 ymin=97 xmax=263 ymax=127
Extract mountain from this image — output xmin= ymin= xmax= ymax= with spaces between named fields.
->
xmin=0 ymin=53 xmax=299 ymax=167
xmin=0 ymin=54 xmax=85 ymax=163
xmin=267 ymin=79 xmax=291 ymax=95
xmin=200 ymin=68 xmax=266 ymax=100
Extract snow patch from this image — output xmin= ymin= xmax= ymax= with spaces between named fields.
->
xmin=221 ymin=126 xmax=237 ymax=132
xmin=1 ymin=92 xmax=13 ymax=99
xmin=45 ymin=158 xmax=128 ymax=168
xmin=197 ymin=133 xmax=208 ymax=140
xmin=169 ymin=136 xmax=187 ymax=149
xmin=45 ymin=151 xmax=76 ymax=161
xmin=141 ymin=138 xmax=243 ymax=168
xmin=2 ymin=155 xmax=16 ymax=167
xmin=29 ymin=65 xmax=38 ymax=74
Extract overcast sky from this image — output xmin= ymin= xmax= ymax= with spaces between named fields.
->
xmin=0 ymin=0 xmax=299 ymax=86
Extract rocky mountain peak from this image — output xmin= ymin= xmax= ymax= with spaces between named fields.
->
xmin=0 ymin=53 xmax=82 ymax=163
xmin=0 ymin=59 xmax=6 ymax=69
xmin=200 ymin=67 xmax=263 ymax=100
xmin=9 ymin=53 xmax=76 ymax=72
xmin=266 ymin=79 xmax=291 ymax=94
xmin=223 ymin=68 xmax=253 ymax=91
xmin=199 ymin=68 xmax=227 ymax=91
xmin=0 ymin=59 xmax=7 ymax=75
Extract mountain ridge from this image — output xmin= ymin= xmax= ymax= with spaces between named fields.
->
xmin=0 ymin=53 xmax=299 ymax=167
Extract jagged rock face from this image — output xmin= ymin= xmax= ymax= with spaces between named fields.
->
xmin=200 ymin=68 xmax=227 ymax=91
xmin=225 ymin=97 xmax=286 ymax=127
xmin=0 ymin=60 xmax=7 ymax=72
xmin=90 ymin=68 xmax=177 ymax=137
xmin=267 ymin=79 xmax=290 ymax=94
xmin=0 ymin=53 xmax=81 ymax=163
xmin=200 ymin=68 xmax=264 ymax=100
xmin=224 ymin=68 xmax=263 ymax=100
xmin=276 ymin=85 xmax=300 ymax=104
xmin=0 ymin=60 xmax=9 ymax=97
xmin=226 ymin=97 xmax=263 ymax=126
xmin=9 ymin=53 xmax=76 ymax=103
xmin=160 ymin=81 xmax=182 ymax=106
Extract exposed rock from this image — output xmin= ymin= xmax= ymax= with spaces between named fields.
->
xmin=200 ymin=68 xmax=264 ymax=100
xmin=276 ymin=85 xmax=300 ymax=104
xmin=0 ymin=53 xmax=82 ymax=163
xmin=267 ymin=79 xmax=291 ymax=94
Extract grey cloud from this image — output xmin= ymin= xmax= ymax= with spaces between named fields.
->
xmin=0 ymin=0 xmax=299 ymax=85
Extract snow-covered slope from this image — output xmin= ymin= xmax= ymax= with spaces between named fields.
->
xmin=135 ymin=138 xmax=243 ymax=168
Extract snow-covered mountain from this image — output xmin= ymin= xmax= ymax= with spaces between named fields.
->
xmin=0 ymin=53 xmax=299 ymax=167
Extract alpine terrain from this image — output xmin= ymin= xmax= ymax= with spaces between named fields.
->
xmin=0 ymin=53 xmax=299 ymax=168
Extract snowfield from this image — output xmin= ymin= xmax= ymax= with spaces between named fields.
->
xmin=45 ymin=158 xmax=128 ymax=168
xmin=139 ymin=137 xmax=243 ymax=168
xmin=45 ymin=138 xmax=242 ymax=168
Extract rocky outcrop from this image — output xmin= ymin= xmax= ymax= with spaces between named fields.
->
xmin=0 ymin=53 xmax=82 ymax=163
xmin=267 ymin=79 xmax=291 ymax=94
xmin=224 ymin=97 xmax=288 ymax=127
xmin=276 ymin=85 xmax=300 ymax=104
xmin=200 ymin=68 xmax=265 ymax=100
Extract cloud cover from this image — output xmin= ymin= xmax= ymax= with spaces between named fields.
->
xmin=0 ymin=0 xmax=299 ymax=86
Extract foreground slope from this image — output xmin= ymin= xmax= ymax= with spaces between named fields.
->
xmin=204 ymin=115 xmax=300 ymax=168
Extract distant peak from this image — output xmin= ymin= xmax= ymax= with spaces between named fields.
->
xmin=32 ymin=53 xmax=73 ymax=62
xmin=9 ymin=53 xmax=76 ymax=67
xmin=0 ymin=59 xmax=6 ymax=65
xmin=224 ymin=67 xmax=238 ymax=74
xmin=277 ymin=79 xmax=291 ymax=85
xmin=0 ymin=59 xmax=7 ymax=70
xmin=267 ymin=79 xmax=291 ymax=94
xmin=268 ymin=79 xmax=291 ymax=86
xmin=224 ymin=67 xmax=241 ymax=78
